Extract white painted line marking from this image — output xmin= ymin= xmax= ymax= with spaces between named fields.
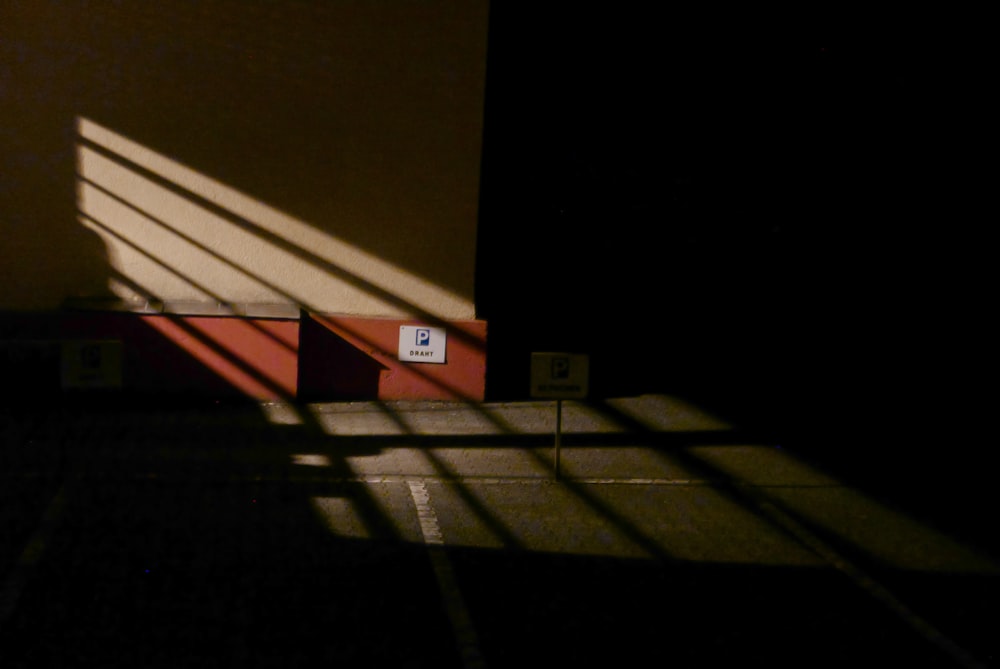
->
xmin=755 ymin=497 xmax=989 ymax=669
xmin=0 ymin=483 xmax=71 ymax=627
xmin=408 ymin=480 xmax=486 ymax=669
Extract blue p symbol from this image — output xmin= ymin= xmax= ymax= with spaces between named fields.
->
xmin=416 ymin=329 xmax=431 ymax=346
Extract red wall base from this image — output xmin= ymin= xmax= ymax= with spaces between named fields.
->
xmin=300 ymin=313 xmax=487 ymax=402
xmin=2 ymin=310 xmax=487 ymax=402
xmin=60 ymin=312 xmax=300 ymax=401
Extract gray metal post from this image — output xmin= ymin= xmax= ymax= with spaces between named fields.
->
xmin=554 ymin=399 xmax=562 ymax=480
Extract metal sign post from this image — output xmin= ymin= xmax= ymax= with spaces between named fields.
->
xmin=529 ymin=352 xmax=588 ymax=480
xmin=554 ymin=398 xmax=563 ymax=479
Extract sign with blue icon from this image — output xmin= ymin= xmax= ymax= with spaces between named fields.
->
xmin=398 ymin=325 xmax=447 ymax=364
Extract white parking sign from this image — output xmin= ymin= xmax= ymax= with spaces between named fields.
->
xmin=398 ymin=325 xmax=447 ymax=364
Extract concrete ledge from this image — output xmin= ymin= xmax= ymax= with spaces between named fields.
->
xmin=62 ymin=298 xmax=301 ymax=320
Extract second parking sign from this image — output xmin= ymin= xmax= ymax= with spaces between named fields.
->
xmin=530 ymin=352 xmax=588 ymax=399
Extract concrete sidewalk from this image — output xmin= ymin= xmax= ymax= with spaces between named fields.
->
xmin=3 ymin=393 xmax=739 ymax=477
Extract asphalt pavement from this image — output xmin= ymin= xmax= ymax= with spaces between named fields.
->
xmin=1 ymin=394 xmax=997 ymax=668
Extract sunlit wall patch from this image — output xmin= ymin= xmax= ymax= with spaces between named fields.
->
xmin=74 ymin=116 xmax=475 ymax=320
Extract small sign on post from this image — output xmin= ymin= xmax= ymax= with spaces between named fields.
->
xmin=530 ymin=352 xmax=589 ymax=479
xmin=529 ymin=352 xmax=589 ymax=399
xmin=61 ymin=340 xmax=123 ymax=390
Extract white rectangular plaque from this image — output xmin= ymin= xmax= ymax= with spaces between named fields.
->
xmin=398 ymin=325 xmax=447 ymax=364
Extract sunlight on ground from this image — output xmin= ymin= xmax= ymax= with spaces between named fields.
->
xmin=279 ymin=395 xmax=1000 ymax=574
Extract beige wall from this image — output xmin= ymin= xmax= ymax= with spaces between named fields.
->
xmin=1 ymin=0 xmax=487 ymax=319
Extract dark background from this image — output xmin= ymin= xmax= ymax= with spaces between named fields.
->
xmin=474 ymin=7 xmax=989 ymax=444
